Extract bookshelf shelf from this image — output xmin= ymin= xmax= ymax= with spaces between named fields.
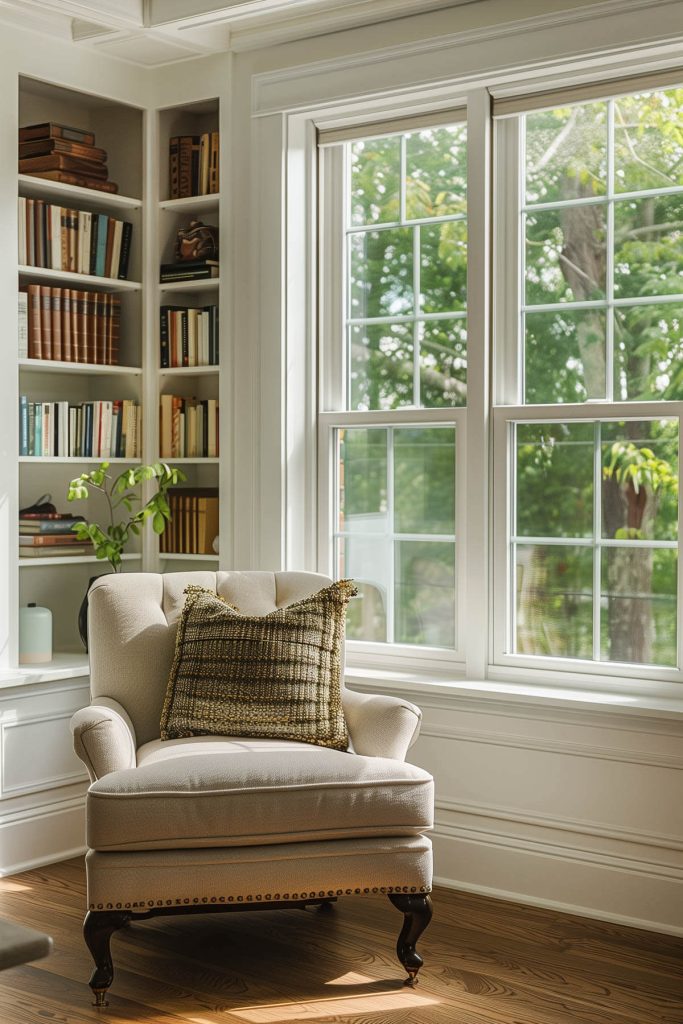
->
xmin=159 ymin=277 xmax=219 ymax=293
xmin=168 ymin=457 xmax=220 ymax=464
xmin=159 ymin=194 xmax=219 ymax=212
xmin=19 ymin=456 xmax=143 ymax=464
xmin=0 ymin=652 xmax=90 ymax=688
xmin=19 ymin=553 xmax=142 ymax=568
xmin=19 ymin=265 xmax=141 ymax=292
xmin=19 ymin=359 xmax=142 ymax=376
xmin=159 ymin=553 xmax=219 ymax=561
xmin=18 ymin=174 xmax=142 ymax=212
xmin=159 ymin=365 xmax=219 ymax=376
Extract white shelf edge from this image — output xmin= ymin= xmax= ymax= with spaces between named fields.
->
xmin=18 ymin=265 xmax=142 ymax=292
xmin=159 ymin=277 xmax=219 ymax=293
xmin=19 ymin=456 xmax=143 ymax=464
xmin=0 ymin=653 xmax=90 ymax=689
xmin=159 ymin=365 xmax=219 ymax=375
xmin=19 ymin=359 xmax=142 ymax=376
xmin=160 ymin=457 xmax=219 ymax=464
xmin=159 ymin=553 xmax=219 ymax=561
xmin=19 ymin=553 xmax=141 ymax=568
xmin=159 ymin=194 xmax=220 ymax=211
xmin=18 ymin=174 xmax=142 ymax=212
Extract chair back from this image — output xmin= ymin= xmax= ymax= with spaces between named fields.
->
xmin=88 ymin=570 xmax=334 ymax=746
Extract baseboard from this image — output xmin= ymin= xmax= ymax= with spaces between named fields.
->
xmin=432 ymin=828 xmax=683 ymax=936
xmin=0 ymin=796 xmax=86 ymax=877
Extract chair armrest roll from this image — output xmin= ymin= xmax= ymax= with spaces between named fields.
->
xmin=343 ymin=688 xmax=422 ymax=761
xmin=71 ymin=698 xmax=137 ymax=782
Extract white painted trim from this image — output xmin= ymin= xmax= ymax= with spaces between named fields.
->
xmin=432 ymin=873 xmax=683 ymax=937
xmin=0 ymin=711 xmax=88 ymax=797
xmin=1 ymin=846 xmax=86 ymax=879
xmin=436 ymin=797 xmax=683 ymax=852
xmin=251 ymin=0 xmax=683 ymax=116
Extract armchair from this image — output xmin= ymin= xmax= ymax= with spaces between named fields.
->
xmin=71 ymin=571 xmax=434 ymax=1005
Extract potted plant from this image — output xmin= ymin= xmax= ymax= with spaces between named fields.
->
xmin=67 ymin=461 xmax=186 ymax=647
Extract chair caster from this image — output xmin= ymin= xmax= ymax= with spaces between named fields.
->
xmin=92 ymin=989 xmax=109 ymax=1007
xmin=404 ymin=970 xmax=419 ymax=987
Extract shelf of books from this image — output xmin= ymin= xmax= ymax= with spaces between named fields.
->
xmin=15 ymin=76 xmax=145 ymax=664
xmin=155 ymin=98 xmax=222 ymax=567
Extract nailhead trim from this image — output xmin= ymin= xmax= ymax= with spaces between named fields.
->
xmin=89 ymin=885 xmax=431 ymax=911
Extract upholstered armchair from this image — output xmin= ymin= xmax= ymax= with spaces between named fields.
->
xmin=71 ymin=571 xmax=434 ymax=1005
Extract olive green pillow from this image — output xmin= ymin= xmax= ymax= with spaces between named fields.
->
xmin=160 ymin=580 xmax=357 ymax=750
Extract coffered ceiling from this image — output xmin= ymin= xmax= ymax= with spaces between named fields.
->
xmin=0 ymin=0 xmax=481 ymax=65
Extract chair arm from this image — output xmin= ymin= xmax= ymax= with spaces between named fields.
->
xmin=343 ymin=688 xmax=422 ymax=761
xmin=70 ymin=698 xmax=137 ymax=782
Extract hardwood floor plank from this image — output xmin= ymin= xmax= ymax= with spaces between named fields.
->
xmin=0 ymin=858 xmax=680 ymax=1024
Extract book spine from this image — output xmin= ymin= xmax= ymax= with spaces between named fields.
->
xmin=160 ymin=306 xmax=170 ymax=369
xmin=104 ymin=218 xmax=115 ymax=279
xmin=19 ymin=395 xmax=28 ymax=456
xmin=51 ymin=287 xmax=63 ymax=361
xmin=199 ymin=133 xmax=209 ymax=196
xmin=18 ymin=291 xmax=28 ymax=359
xmin=179 ymin=137 xmax=193 ymax=199
xmin=19 ymin=122 xmax=96 ymax=146
xmin=39 ymin=285 xmax=52 ymax=359
xmin=181 ymin=311 xmax=189 ymax=367
xmin=191 ymin=138 xmax=200 ymax=197
xmin=26 ymin=198 xmax=35 ymax=266
xmin=60 ymin=207 xmax=69 ymax=271
xmin=117 ymin=221 xmax=132 ymax=280
xmin=50 ymin=204 xmax=61 ymax=271
xmin=110 ymin=220 xmax=123 ymax=281
xmin=18 ymin=197 xmax=26 ymax=264
xmin=95 ymin=214 xmax=108 ymax=277
xmin=169 ymin=137 xmax=180 ymax=200
xmin=209 ymin=131 xmax=219 ymax=195
xmin=34 ymin=199 xmax=45 ymax=268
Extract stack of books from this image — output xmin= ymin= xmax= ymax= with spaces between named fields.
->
xmin=19 ymin=397 xmax=141 ymax=458
xmin=169 ymin=133 xmax=219 ymax=199
xmin=18 ymin=197 xmax=133 ymax=280
xmin=19 ymin=122 xmax=119 ymax=194
xmin=19 ymin=511 xmax=90 ymax=559
xmin=159 ymin=259 xmax=218 ymax=284
xmin=20 ymin=284 xmax=120 ymax=364
xmin=159 ymin=395 xmax=218 ymax=458
xmin=160 ymin=487 xmax=219 ymax=555
xmin=160 ymin=304 xmax=218 ymax=367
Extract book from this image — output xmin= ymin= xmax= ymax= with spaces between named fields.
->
xmin=169 ymin=137 xmax=180 ymax=200
xmin=209 ymin=132 xmax=219 ymax=194
xmin=160 ymin=259 xmax=219 ymax=282
xmin=19 ymin=545 xmax=91 ymax=558
xmin=19 ymin=516 xmax=85 ymax=533
xmin=18 ymin=291 xmax=28 ymax=358
xmin=19 ymin=122 xmax=96 ymax=146
xmin=19 ymin=534 xmax=84 ymax=546
xmin=20 ymin=155 xmax=109 ymax=179
xmin=118 ymin=221 xmax=133 ymax=280
xmin=19 ymin=139 xmax=107 ymax=162
xmin=23 ymin=170 xmax=119 ymax=193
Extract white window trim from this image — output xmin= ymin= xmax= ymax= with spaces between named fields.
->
xmin=257 ymin=8 xmax=683 ymax=705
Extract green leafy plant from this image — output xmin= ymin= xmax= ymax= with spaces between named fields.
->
xmin=67 ymin=462 xmax=186 ymax=572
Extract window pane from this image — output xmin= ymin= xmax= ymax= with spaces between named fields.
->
xmin=405 ymin=125 xmax=467 ymax=220
xmin=349 ymin=322 xmax=414 ymax=410
xmin=349 ymin=227 xmax=413 ymax=318
xmin=614 ymin=304 xmax=683 ymax=401
xmin=614 ymin=88 xmax=683 ymax=194
xmin=516 ymin=422 xmax=594 ymax=538
xmin=420 ymin=319 xmax=467 ymax=407
xmin=336 ymin=425 xmax=456 ymax=648
xmin=338 ymin=428 xmax=387 ymax=532
xmin=601 ymin=420 xmax=678 ymax=541
xmin=613 ymin=194 xmax=683 ymax=299
xmin=420 ymin=221 xmax=467 ymax=313
xmin=525 ymin=309 xmax=606 ymax=403
xmin=394 ymin=427 xmax=455 ymax=534
xmin=525 ymin=102 xmax=607 ymax=205
xmin=395 ymin=541 xmax=455 ymax=647
xmin=601 ymin=548 xmax=677 ymax=666
xmin=525 ymin=206 xmax=606 ymax=305
xmin=350 ymin=136 xmax=400 ymax=226
xmin=515 ymin=544 xmax=593 ymax=659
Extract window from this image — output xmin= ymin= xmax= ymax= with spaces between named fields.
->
xmin=318 ymin=82 xmax=682 ymax=683
xmin=494 ymin=83 xmax=682 ymax=679
xmin=319 ymin=119 xmax=467 ymax=660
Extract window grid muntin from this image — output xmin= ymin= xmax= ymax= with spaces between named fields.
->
xmin=345 ymin=125 xmax=468 ymax=413
xmin=334 ymin=423 xmax=458 ymax=650
xmin=521 ymin=96 xmax=683 ymax=406
xmin=509 ymin=416 xmax=679 ymax=667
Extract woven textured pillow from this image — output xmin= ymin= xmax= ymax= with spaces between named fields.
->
xmin=160 ymin=580 xmax=356 ymax=750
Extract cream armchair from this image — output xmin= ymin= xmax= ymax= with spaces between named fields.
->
xmin=71 ymin=571 xmax=434 ymax=1005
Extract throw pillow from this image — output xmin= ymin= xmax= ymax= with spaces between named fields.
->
xmin=160 ymin=579 xmax=357 ymax=749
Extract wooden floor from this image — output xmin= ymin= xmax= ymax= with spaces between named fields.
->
xmin=0 ymin=858 xmax=681 ymax=1023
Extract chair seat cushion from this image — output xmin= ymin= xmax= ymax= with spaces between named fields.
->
xmin=86 ymin=736 xmax=434 ymax=852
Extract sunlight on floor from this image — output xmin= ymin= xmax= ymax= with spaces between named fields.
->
xmin=228 ymin=989 xmax=439 ymax=1022
xmin=0 ymin=879 xmax=32 ymax=892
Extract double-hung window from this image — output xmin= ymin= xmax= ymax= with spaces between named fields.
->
xmin=318 ymin=115 xmax=468 ymax=666
xmin=493 ymin=80 xmax=682 ymax=681
xmin=317 ymin=80 xmax=682 ymax=685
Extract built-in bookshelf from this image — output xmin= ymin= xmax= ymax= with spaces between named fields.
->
xmin=7 ymin=80 xmax=224 ymax=674
xmin=155 ymin=98 xmax=221 ymax=569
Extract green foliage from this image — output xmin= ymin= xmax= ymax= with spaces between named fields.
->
xmin=67 ymin=462 xmax=186 ymax=572
xmin=603 ymin=440 xmax=678 ymax=497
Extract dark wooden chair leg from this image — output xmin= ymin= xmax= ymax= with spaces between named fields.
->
xmin=83 ymin=910 xmax=131 ymax=1006
xmin=388 ymin=893 xmax=433 ymax=987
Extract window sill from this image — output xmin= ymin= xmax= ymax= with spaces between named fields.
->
xmin=344 ymin=667 xmax=683 ymax=721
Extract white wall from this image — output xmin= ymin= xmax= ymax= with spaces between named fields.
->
xmin=221 ymin=0 xmax=683 ymax=933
